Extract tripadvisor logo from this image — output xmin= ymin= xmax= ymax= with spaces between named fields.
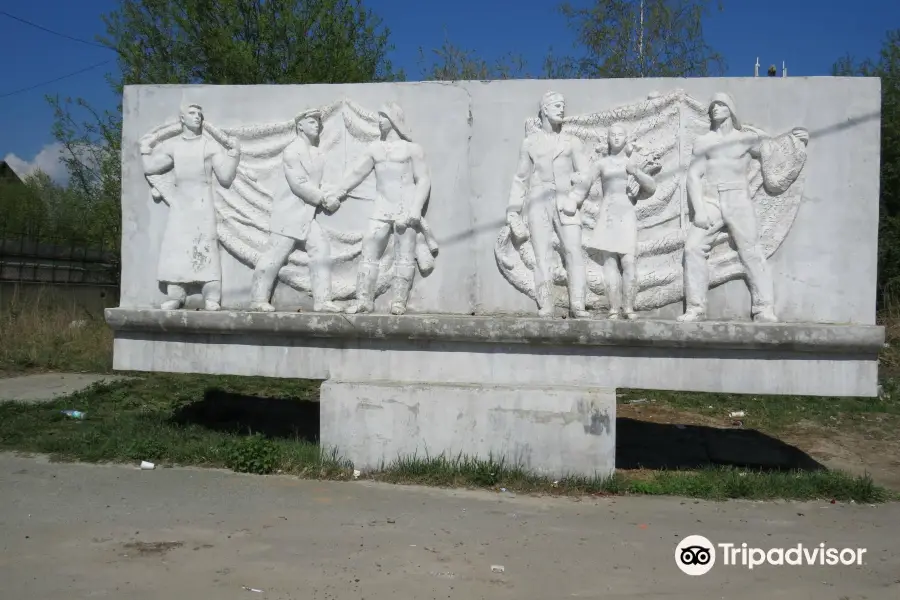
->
xmin=675 ymin=535 xmax=867 ymax=575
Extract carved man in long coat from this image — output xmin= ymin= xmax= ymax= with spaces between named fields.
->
xmin=506 ymin=91 xmax=591 ymax=318
xmin=249 ymin=108 xmax=342 ymax=312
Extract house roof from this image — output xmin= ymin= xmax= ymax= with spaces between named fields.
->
xmin=0 ymin=161 xmax=24 ymax=185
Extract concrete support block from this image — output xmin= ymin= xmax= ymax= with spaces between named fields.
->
xmin=320 ymin=380 xmax=616 ymax=479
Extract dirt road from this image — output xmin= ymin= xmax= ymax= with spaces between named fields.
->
xmin=1 ymin=453 xmax=898 ymax=599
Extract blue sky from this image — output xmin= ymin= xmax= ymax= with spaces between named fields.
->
xmin=0 ymin=0 xmax=895 ymax=182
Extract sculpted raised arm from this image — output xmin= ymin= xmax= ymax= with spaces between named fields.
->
xmin=140 ymin=138 xmax=174 ymax=176
xmin=335 ymin=149 xmax=375 ymax=197
xmin=211 ymin=138 xmax=241 ymax=188
xmin=627 ymin=160 xmax=657 ymax=196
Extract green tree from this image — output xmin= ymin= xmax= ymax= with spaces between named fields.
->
xmin=418 ymin=38 xmax=531 ymax=81
xmin=833 ymin=29 xmax=900 ymax=301
xmin=47 ymin=0 xmax=400 ymax=253
xmin=550 ymin=0 xmax=725 ymax=78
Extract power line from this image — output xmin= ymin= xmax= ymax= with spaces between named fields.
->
xmin=0 ymin=60 xmax=112 ymax=99
xmin=0 ymin=9 xmax=112 ymax=50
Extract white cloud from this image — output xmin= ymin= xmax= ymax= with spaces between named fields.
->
xmin=3 ymin=142 xmax=70 ymax=185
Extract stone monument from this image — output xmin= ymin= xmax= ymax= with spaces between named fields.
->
xmin=108 ymin=79 xmax=884 ymax=478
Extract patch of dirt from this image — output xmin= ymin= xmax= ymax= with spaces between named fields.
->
xmin=619 ymin=402 xmax=900 ymax=492
xmin=780 ymin=420 xmax=900 ymax=491
xmin=122 ymin=541 xmax=184 ymax=556
xmin=618 ymin=402 xmax=724 ymax=428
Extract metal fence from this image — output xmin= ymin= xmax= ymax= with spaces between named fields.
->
xmin=0 ymin=232 xmax=119 ymax=288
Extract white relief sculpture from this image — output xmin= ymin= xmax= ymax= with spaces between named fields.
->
xmin=248 ymin=108 xmax=342 ymax=313
xmin=328 ymin=101 xmax=436 ymax=315
xmin=577 ymin=123 xmax=660 ymax=320
xmin=679 ymin=93 xmax=809 ymax=323
xmin=139 ymin=101 xmax=241 ymax=311
xmin=506 ymin=91 xmax=591 ymax=318
xmin=140 ymin=99 xmax=438 ymax=312
xmin=494 ymin=89 xmax=809 ymax=319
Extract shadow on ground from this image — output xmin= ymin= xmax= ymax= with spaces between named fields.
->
xmin=616 ymin=417 xmax=825 ymax=471
xmin=170 ymin=388 xmax=320 ymax=443
xmin=169 ymin=391 xmax=824 ymax=472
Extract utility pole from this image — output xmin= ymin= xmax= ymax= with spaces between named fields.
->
xmin=638 ymin=0 xmax=644 ymax=77
xmin=754 ymin=57 xmax=760 ymax=77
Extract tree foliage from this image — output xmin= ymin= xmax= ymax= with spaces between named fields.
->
xmin=42 ymin=0 xmax=399 ymax=254
xmin=101 ymin=0 xmax=398 ymax=87
xmin=550 ymin=0 xmax=725 ymax=78
xmin=418 ymin=39 xmax=531 ymax=81
xmin=833 ymin=29 xmax=900 ymax=300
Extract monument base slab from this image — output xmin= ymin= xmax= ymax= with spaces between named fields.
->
xmin=319 ymin=380 xmax=616 ymax=478
xmin=105 ymin=309 xmax=884 ymax=397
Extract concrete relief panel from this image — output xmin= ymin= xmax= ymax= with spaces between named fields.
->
xmin=133 ymin=93 xmax=447 ymax=315
xmin=494 ymin=89 xmax=810 ymax=322
xmin=123 ymin=78 xmax=879 ymax=325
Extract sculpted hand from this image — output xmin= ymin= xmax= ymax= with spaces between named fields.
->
xmin=321 ymin=188 xmax=341 ymax=212
xmin=139 ymin=134 xmax=156 ymax=155
xmin=627 ymin=179 xmax=640 ymax=198
xmin=693 ymin=213 xmax=713 ymax=230
xmin=559 ymin=194 xmax=578 ymax=217
xmin=791 ymin=127 xmax=810 ymax=146
xmin=406 ymin=212 xmax=421 ymax=228
xmin=226 ymin=136 xmax=241 ymax=155
xmin=507 ymin=210 xmax=530 ymax=243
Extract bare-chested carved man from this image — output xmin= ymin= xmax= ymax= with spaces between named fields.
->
xmin=140 ymin=103 xmax=241 ymax=311
xmin=327 ymin=102 xmax=431 ymax=315
xmin=579 ymin=123 xmax=658 ymax=320
xmin=249 ymin=108 xmax=342 ymax=313
xmin=507 ymin=91 xmax=591 ymax=318
xmin=678 ymin=92 xmax=809 ymax=323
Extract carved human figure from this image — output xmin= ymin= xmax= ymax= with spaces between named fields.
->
xmin=579 ymin=123 xmax=657 ymax=319
xmin=248 ymin=108 xmax=342 ymax=313
xmin=678 ymin=92 xmax=809 ymax=323
xmin=140 ymin=103 xmax=241 ymax=311
xmin=507 ymin=91 xmax=591 ymax=318
xmin=327 ymin=101 xmax=431 ymax=315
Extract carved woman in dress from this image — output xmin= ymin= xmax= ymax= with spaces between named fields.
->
xmin=140 ymin=103 xmax=241 ymax=311
xmin=583 ymin=123 xmax=657 ymax=319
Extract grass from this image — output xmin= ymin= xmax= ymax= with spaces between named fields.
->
xmin=0 ymin=290 xmax=899 ymax=503
xmin=0 ymin=288 xmax=113 ymax=375
xmin=617 ymin=382 xmax=900 ymax=439
xmin=0 ymin=373 xmax=349 ymax=479
xmin=0 ymin=373 xmax=894 ymax=503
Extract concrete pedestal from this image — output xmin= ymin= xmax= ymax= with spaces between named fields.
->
xmin=320 ymin=380 xmax=616 ymax=478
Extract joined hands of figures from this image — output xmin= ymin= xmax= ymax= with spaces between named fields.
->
xmin=320 ymin=186 xmax=343 ymax=213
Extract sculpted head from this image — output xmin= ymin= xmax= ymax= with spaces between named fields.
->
xmin=295 ymin=108 xmax=322 ymax=143
xmin=540 ymin=91 xmax=566 ymax=125
xmin=377 ymin=102 xmax=412 ymax=141
xmin=607 ymin=123 xmax=628 ymax=154
xmin=708 ymin=92 xmax=741 ymax=130
xmin=179 ymin=103 xmax=203 ymax=133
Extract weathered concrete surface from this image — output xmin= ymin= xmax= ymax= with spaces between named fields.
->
xmin=1 ymin=454 xmax=898 ymax=599
xmin=105 ymin=308 xmax=885 ymax=354
xmin=108 ymin=330 xmax=880 ymax=397
xmin=0 ymin=373 xmax=132 ymax=403
xmin=320 ymin=381 xmax=616 ymax=478
xmin=120 ymin=79 xmax=881 ymax=325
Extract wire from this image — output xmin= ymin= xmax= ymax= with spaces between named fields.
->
xmin=0 ymin=9 xmax=113 ymax=50
xmin=0 ymin=60 xmax=112 ymax=99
